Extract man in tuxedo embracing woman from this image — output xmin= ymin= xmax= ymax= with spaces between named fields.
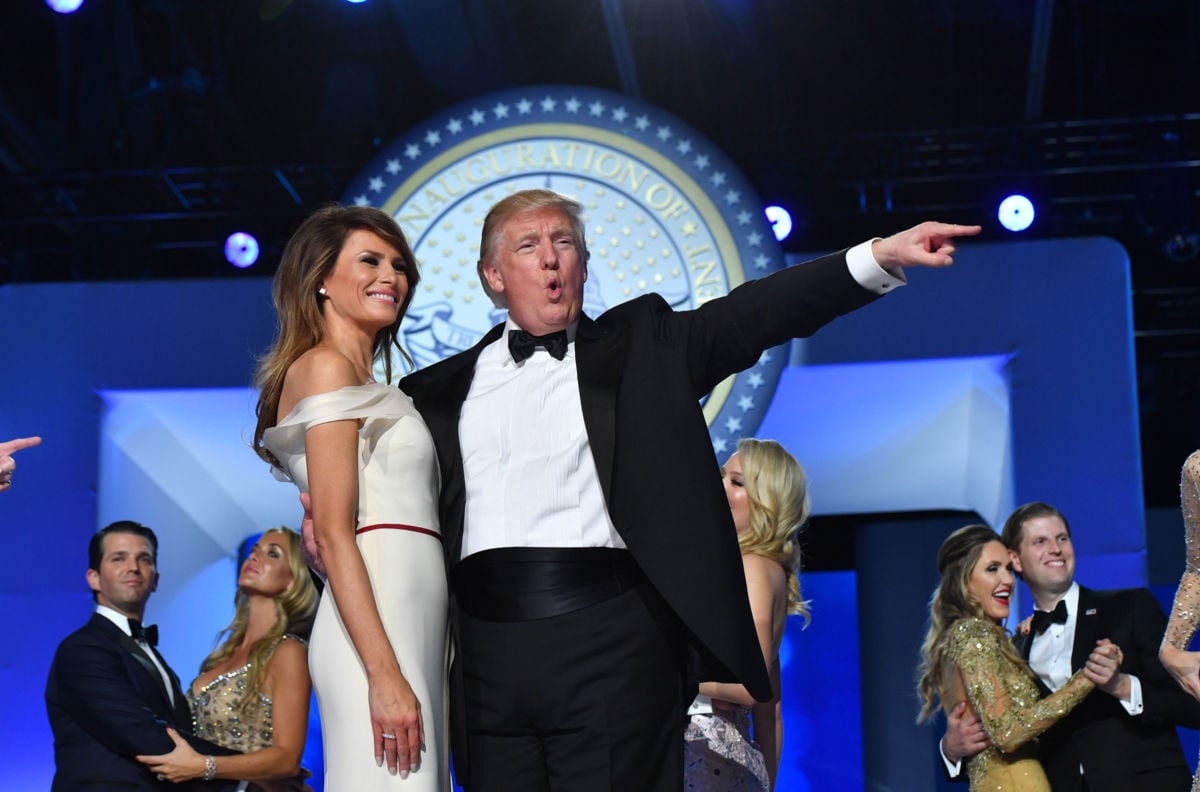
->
xmin=45 ymin=520 xmax=236 ymax=791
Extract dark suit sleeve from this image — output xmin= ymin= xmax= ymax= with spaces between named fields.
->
xmin=50 ymin=631 xmax=233 ymax=759
xmin=656 ymin=250 xmax=879 ymax=397
xmin=1125 ymin=588 xmax=1200 ymax=729
xmin=939 ymin=741 xmax=969 ymax=784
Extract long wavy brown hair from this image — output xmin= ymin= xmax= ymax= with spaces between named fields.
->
xmin=916 ymin=524 xmax=1032 ymax=723
xmin=252 ymin=204 xmax=419 ymax=466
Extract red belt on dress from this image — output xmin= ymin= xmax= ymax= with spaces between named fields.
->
xmin=355 ymin=523 xmax=441 ymax=540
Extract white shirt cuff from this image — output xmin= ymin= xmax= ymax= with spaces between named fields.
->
xmin=846 ymin=239 xmax=907 ymax=295
xmin=939 ymin=738 xmax=963 ymax=778
xmin=1120 ymin=674 xmax=1144 ymax=716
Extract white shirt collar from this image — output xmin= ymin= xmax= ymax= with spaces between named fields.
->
xmin=95 ymin=603 xmax=139 ymax=636
xmin=1036 ymin=580 xmax=1079 ymax=617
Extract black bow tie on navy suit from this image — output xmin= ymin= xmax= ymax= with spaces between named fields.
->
xmin=128 ymin=618 xmax=159 ymax=647
xmin=1030 ymin=599 xmax=1068 ymax=636
xmin=508 ymin=329 xmax=568 ymax=362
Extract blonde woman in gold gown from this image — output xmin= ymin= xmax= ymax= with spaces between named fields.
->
xmin=917 ymin=524 xmax=1116 ymax=791
xmin=138 ymin=527 xmax=318 ymax=790
xmin=1160 ymin=449 xmax=1200 ymax=791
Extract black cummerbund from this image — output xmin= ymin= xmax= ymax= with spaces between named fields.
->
xmin=451 ymin=547 xmax=644 ymax=622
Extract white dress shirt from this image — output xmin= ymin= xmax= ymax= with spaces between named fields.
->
xmin=458 ymin=244 xmax=905 ymax=559
xmin=459 ymin=318 xmax=623 ymax=559
xmin=1029 ymin=582 xmax=1142 ymax=714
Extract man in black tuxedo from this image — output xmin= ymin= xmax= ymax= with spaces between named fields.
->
xmin=45 ymin=520 xmax=236 ymax=791
xmin=399 ymin=188 xmax=980 ymax=790
xmin=943 ymin=502 xmax=1200 ymax=790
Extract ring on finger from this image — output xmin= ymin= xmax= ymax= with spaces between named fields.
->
xmin=381 ymin=732 xmax=397 ymax=740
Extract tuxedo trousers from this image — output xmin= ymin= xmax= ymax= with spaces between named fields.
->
xmin=457 ymin=581 xmax=689 ymax=791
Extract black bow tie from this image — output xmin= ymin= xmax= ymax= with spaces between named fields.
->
xmin=1030 ymin=599 xmax=1068 ymax=636
xmin=508 ymin=329 xmax=568 ymax=363
xmin=128 ymin=618 xmax=159 ymax=647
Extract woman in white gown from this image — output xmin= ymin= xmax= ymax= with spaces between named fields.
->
xmin=252 ymin=205 xmax=448 ymax=790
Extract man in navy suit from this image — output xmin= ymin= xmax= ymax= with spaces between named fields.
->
xmin=400 ymin=188 xmax=980 ymax=790
xmin=45 ymin=520 xmax=235 ymax=791
xmin=942 ymin=502 xmax=1200 ymax=790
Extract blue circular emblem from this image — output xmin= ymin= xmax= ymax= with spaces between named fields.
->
xmin=343 ymin=84 xmax=787 ymax=455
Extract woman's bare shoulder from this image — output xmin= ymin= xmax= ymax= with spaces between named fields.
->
xmin=742 ymin=552 xmax=785 ymax=580
xmin=277 ymin=348 xmax=359 ymax=418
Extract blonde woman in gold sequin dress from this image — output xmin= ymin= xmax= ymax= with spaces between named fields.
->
xmin=917 ymin=524 xmax=1107 ymax=791
xmin=138 ymin=527 xmax=319 ymax=789
xmin=1160 ymin=449 xmax=1200 ymax=789
xmin=685 ymin=439 xmax=811 ymax=791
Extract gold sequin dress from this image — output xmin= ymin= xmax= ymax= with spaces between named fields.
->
xmin=1162 ymin=449 xmax=1200 ymax=791
xmin=187 ymin=635 xmax=306 ymax=791
xmin=944 ymin=617 xmax=1095 ymax=791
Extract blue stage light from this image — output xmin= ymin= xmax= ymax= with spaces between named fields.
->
xmin=224 ymin=232 xmax=260 ymax=268
xmin=343 ymin=0 xmax=370 ymax=4
xmin=46 ymin=0 xmax=85 ymax=12
xmin=998 ymin=194 xmax=1035 ymax=232
xmin=765 ymin=205 xmax=793 ymax=242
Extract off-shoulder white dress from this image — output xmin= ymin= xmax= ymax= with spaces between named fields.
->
xmin=264 ymin=384 xmax=449 ymax=790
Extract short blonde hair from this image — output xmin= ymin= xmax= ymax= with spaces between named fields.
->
xmin=476 ymin=189 xmax=589 ymax=308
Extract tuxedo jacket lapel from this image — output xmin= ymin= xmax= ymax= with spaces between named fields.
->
xmin=101 ymin=617 xmax=178 ymax=715
xmin=409 ymin=324 xmax=501 ymax=566
xmin=1015 ymin=629 xmax=1033 ymax=661
xmin=575 ymin=314 xmax=624 ymax=506
xmin=1072 ymin=587 xmax=1101 ymax=671
xmin=153 ymin=644 xmax=192 ymax=724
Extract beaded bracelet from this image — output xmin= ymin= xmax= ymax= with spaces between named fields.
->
xmin=203 ymin=755 xmax=217 ymax=781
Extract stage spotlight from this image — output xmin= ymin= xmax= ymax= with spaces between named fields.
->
xmin=765 ymin=205 xmax=793 ymax=242
xmin=224 ymin=232 xmax=260 ymax=269
xmin=998 ymin=194 xmax=1035 ymax=232
xmin=343 ymin=0 xmax=370 ymax=4
xmin=1164 ymin=231 xmax=1199 ymax=264
xmin=46 ymin=0 xmax=85 ymax=12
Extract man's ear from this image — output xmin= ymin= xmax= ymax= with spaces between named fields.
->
xmin=481 ymin=260 xmax=505 ymax=295
xmin=150 ymin=571 xmax=159 ymax=594
xmin=86 ymin=568 xmax=101 ymax=595
xmin=1008 ymin=549 xmax=1023 ymax=575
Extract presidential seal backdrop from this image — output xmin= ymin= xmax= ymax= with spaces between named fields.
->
xmin=343 ymin=84 xmax=787 ymax=454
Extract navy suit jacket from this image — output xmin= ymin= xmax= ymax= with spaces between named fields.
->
xmin=1014 ymin=586 xmax=1200 ymax=791
xmin=402 ymin=249 xmax=878 ymax=778
xmin=45 ymin=612 xmax=236 ymax=791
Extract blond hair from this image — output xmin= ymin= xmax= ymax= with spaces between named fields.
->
xmin=476 ymin=189 xmax=589 ymax=308
xmin=734 ymin=438 xmax=811 ymax=624
xmin=199 ymin=528 xmax=318 ymax=716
